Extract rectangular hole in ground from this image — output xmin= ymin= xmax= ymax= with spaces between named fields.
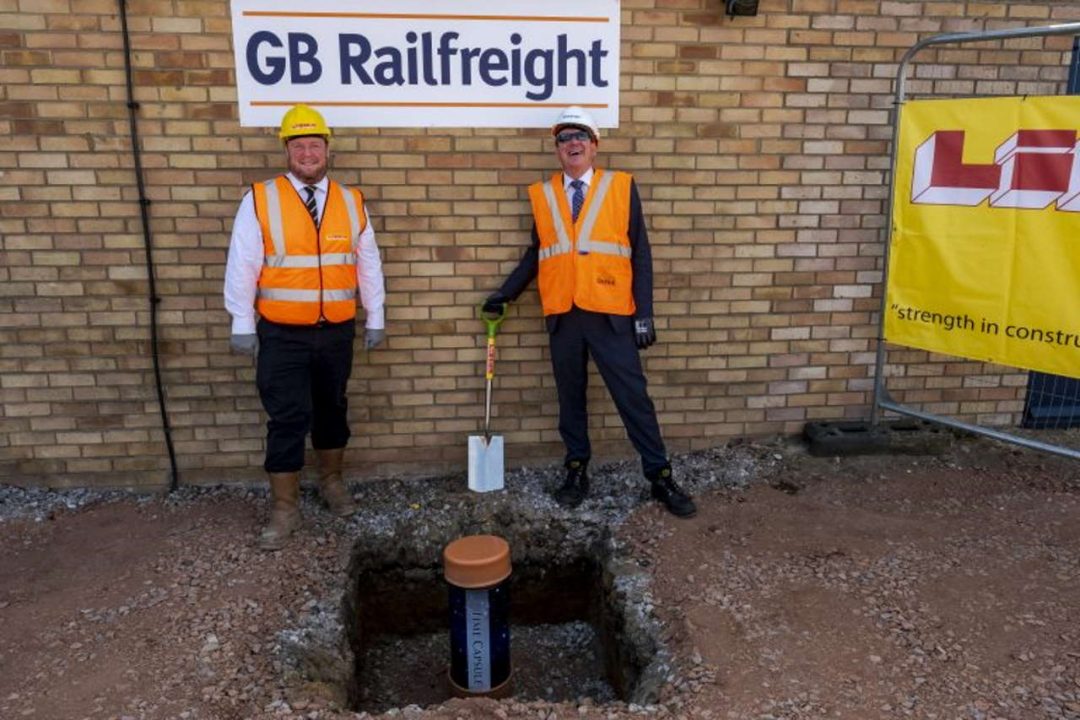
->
xmin=351 ymin=558 xmax=630 ymax=713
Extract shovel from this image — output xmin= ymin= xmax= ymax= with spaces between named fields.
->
xmin=468 ymin=301 xmax=507 ymax=492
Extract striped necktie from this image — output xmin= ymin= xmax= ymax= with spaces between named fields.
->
xmin=570 ymin=179 xmax=585 ymax=222
xmin=303 ymin=185 xmax=318 ymax=225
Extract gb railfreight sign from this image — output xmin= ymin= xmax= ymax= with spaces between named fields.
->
xmin=230 ymin=0 xmax=621 ymax=128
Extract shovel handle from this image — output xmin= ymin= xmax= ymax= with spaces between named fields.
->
xmin=479 ymin=301 xmax=507 ymax=340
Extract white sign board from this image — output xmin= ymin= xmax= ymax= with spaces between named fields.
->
xmin=230 ymin=0 xmax=621 ymax=128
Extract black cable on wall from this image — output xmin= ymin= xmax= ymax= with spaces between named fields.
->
xmin=118 ymin=0 xmax=180 ymax=492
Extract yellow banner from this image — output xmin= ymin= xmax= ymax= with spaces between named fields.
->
xmin=886 ymin=95 xmax=1080 ymax=379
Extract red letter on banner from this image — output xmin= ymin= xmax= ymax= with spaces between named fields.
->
xmin=990 ymin=130 xmax=1076 ymax=210
xmin=911 ymin=131 xmax=1001 ymax=206
xmin=1059 ymin=142 xmax=1080 ymax=212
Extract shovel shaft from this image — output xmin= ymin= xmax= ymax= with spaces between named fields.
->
xmin=483 ymin=377 xmax=493 ymax=439
xmin=483 ymin=335 xmax=496 ymax=438
xmin=485 ymin=336 xmax=496 ymax=380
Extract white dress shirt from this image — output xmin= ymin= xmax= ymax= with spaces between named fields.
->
xmin=224 ymin=172 xmax=385 ymax=335
xmin=563 ymin=167 xmax=595 ymax=207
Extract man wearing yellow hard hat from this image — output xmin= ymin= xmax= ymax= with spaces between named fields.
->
xmin=224 ymin=104 xmax=386 ymax=550
xmin=482 ymin=106 xmax=696 ymax=518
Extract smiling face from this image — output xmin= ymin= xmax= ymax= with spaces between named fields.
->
xmin=285 ymin=135 xmax=329 ymax=185
xmin=554 ymin=125 xmax=598 ymax=180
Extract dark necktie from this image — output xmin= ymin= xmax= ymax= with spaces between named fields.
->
xmin=570 ymin=179 xmax=584 ymax=222
xmin=303 ymin=185 xmax=318 ymax=225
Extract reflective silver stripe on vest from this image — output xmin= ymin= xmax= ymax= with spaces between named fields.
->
xmin=264 ymin=252 xmax=357 ymax=269
xmin=538 ymin=180 xmax=573 ymax=261
xmin=257 ymin=287 xmax=357 ymax=302
xmin=339 ymin=183 xmax=362 ymax=242
xmin=575 ymin=171 xmax=614 ymax=255
xmin=583 ymin=240 xmax=631 ymax=258
xmin=321 ymin=288 xmax=356 ymax=302
xmin=262 ymin=179 xmax=287 ymax=258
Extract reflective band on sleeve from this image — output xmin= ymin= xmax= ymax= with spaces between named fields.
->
xmin=539 ymin=180 xmax=573 ymax=261
xmin=339 ymin=184 xmax=361 ymax=242
xmin=265 ymin=252 xmax=357 ymax=269
xmin=257 ymin=287 xmax=357 ymax=302
xmin=262 ymin=179 xmax=287 ymax=258
xmin=576 ymin=171 xmax=614 ymax=255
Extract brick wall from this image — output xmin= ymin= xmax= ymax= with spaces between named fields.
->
xmin=1 ymin=1 xmax=1076 ymax=489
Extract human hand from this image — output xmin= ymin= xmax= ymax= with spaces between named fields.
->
xmin=364 ymin=328 xmax=385 ymax=350
xmin=633 ymin=317 xmax=656 ymax=350
xmin=230 ymin=333 xmax=258 ymax=356
xmin=482 ymin=292 xmax=509 ymax=316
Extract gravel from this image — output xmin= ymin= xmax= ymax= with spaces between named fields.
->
xmin=2 ymin=436 xmax=1079 ymax=720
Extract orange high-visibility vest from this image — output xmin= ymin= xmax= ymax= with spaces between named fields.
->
xmin=252 ymin=176 xmax=367 ymax=325
xmin=529 ymin=169 xmax=635 ymax=317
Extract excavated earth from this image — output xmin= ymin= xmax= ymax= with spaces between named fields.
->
xmin=1 ymin=433 xmax=1079 ymax=720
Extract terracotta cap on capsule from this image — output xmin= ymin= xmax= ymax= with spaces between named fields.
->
xmin=443 ymin=534 xmax=511 ymax=588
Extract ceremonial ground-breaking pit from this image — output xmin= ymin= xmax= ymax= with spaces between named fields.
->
xmin=348 ymin=524 xmax=663 ymax=711
xmin=270 ymin=461 xmax=724 ymax=714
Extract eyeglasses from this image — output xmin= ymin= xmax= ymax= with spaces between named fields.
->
xmin=556 ymin=129 xmax=592 ymax=144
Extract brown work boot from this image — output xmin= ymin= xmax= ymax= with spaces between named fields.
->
xmin=258 ymin=472 xmax=300 ymax=551
xmin=316 ymin=448 xmax=356 ymax=517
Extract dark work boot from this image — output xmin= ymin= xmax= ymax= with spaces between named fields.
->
xmin=554 ymin=460 xmax=589 ymax=508
xmin=648 ymin=466 xmax=697 ymax=518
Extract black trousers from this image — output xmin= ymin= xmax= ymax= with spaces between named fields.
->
xmin=256 ymin=319 xmax=355 ymax=473
xmin=548 ymin=307 xmax=668 ymax=475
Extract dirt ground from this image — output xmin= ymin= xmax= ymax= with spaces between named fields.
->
xmin=1 ymin=435 xmax=1079 ymax=720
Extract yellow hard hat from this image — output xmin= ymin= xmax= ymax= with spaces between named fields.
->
xmin=278 ymin=104 xmax=331 ymax=142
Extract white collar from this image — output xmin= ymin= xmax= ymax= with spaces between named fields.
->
xmin=563 ymin=167 xmax=594 ymax=191
xmin=286 ymin=173 xmax=328 ymax=193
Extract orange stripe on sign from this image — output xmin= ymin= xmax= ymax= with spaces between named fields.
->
xmin=243 ymin=11 xmax=609 ymax=22
xmin=251 ymin=101 xmax=610 ymax=109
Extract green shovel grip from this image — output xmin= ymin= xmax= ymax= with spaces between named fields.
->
xmin=479 ymin=301 xmax=507 ymax=339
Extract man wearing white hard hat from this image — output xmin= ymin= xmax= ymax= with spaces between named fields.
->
xmin=483 ymin=106 xmax=696 ymax=518
xmin=224 ymin=104 xmax=386 ymax=550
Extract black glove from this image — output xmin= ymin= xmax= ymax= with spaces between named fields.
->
xmin=483 ymin=292 xmax=509 ymax=315
xmin=634 ymin=317 xmax=656 ymax=350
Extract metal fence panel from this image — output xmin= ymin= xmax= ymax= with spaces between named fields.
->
xmin=872 ymin=22 xmax=1080 ymax=461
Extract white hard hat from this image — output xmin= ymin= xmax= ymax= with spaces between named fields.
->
xmin=552 ymin=105 xmax=599 ymax=142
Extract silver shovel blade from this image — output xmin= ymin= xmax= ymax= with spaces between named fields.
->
xmin=467 ymin=435 xmax=504 ymax=492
